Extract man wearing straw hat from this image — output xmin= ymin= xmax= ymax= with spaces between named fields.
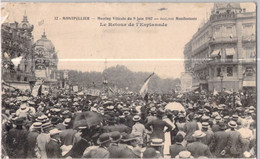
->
xmin=222 ymin=121 xmax=243 ymax=158
xmin=27 ymin=122 xmax=42 ymax=158
xmin=46 ymin=128 xmax=62 ymax=158
xmin=209 ymin=121 xmax=229 ymax=158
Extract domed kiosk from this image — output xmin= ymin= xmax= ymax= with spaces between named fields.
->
xmin=33 ymin=31 xmax=58 ymax=83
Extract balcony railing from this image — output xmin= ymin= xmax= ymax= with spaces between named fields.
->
xmin=210 ymin=12 xmax=236 ymax=22
xmin=242 ymin=35 xmax=256 ymax=42
xmin=208 ymin=58 xmax=239 ymax=65
xmin=192 ymin=42 xmax=209 ymax=55
xmin=209 ymin=36 xmax=238 ymax=44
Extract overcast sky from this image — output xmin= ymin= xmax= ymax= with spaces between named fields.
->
xmin=2 ymin=3 xmax=256 ymax=79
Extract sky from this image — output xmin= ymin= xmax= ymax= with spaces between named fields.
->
xmin=2 ymin=3 xmax=256 ymax=79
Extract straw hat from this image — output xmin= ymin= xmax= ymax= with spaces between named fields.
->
xmin=176 ymin=151 xmax=194 ymax=158
xmin=133 ymin=115 xmax=141 ymax=122
xmin=192 ymin=130 xmax=206 ymax=138
xmin=150 ymin=138 xmax=164 ymax=146
xmin=228 ymin=121 xmax=237 ymax=128
xmin=49 ymin=128 xmax=61 ymax=136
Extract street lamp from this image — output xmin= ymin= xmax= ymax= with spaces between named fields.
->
xmin=220 ymin=73 xmax=224 ymax=92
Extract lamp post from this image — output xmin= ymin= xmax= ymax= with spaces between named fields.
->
xmin=220 ymin=74 xmax=224 ymax=93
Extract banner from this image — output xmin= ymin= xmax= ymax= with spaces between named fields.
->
xmin=4 ymin=82 xmax=30 ymax=92
xmin=73 ymin=85 xmax=79 ymax=92
xmin=180 ymin=72 xmax=193 ymax=92
xmin=35 ymin=69 xmax=46 ymax=78
xmin=31 ymin=80 xmax=43 ymax=97
xmin=84 ymin=89 xmax=101 ymax=96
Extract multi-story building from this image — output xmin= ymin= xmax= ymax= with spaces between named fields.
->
xmin=33 ymin=31 xmax=58 ymax=84
xmin=2 ymin=13 xmax=35 ymax=83
xmin=184 ymin=3 xmax=256 ymax=92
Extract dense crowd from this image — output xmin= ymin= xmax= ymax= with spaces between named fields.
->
xmin=2 ymin=87 xmax=257 ymax=158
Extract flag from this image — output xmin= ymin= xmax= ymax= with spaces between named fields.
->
xmin=213 ymin=88 xmax=218 ymax=96
xmin=38 ymin=85 xmax=42 ymax=96
xmin=11 ymin=56 xmax=22 ymax=67
xmin=38 ymin=19 xmax=44 ymax=26
xmin=1 ymin=14 xmax=9 ymax=25
xmin=4 ymin=52 xmax=9 ymax=59
xmin=140 ymin=72 xmax=154 ymax=98
xmin=31 ymin=80 xmax=43 ymax=97
xmin=217 ymin=51 xmax=221 ymax=59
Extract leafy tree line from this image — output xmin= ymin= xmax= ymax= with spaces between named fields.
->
xmin=59 ymin=65 xmax=180 ymax=93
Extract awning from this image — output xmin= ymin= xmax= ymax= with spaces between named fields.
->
xmin=211 ymin=49 xmax=220 ymax=57
xmin=226 ymin=48 xmax=235 ymax=55
xmin=243 ymin=81 xmax=256 ymax=87
xmin=190 ymin=86 xmax=199 ymax=91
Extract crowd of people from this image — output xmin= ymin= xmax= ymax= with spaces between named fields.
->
xmin=2 ymin=86 xmax=257 ymax=158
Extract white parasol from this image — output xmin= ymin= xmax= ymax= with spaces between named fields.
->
xmin=165 ymin=102 xmax=185 ymax=112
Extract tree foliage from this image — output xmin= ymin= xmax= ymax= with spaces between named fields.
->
xmin=60 ymin=65 xmax=180 ymax=93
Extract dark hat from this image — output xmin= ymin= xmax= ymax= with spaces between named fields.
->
xmin=15 ymin=118 xmax=24 ymax=126
xmin=175 ymin=134 xmax=184 ymax=144
xmin=107 ymin=117 xmax=115 ymax=123
xmin=143 ymin=147 xmax=160 ymax=158
xmin=156 ymin=109 xmax=165 ymax=117
xmin=122 ymin=133 xmax=139 ymax=142
xmin=51 ymin=117 xmax=60 ymax=125
xmin=232 ymin=114 xmax=239 ymax=120
xmin=110 ymin=131 xmax=122 ymax=143
xmin=97 ymin=133 xmax=111 ymax=144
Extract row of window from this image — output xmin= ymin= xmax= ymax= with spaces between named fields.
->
xmin=216 ymin=67 xmax=233 ymax=77
xmin=215 ymin=66 xmax=254 ymax=77
xmin=191 ymin=23 xmax=255 ymax=51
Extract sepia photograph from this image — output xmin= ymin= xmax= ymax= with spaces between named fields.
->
xmin=1 ymin=2 xmax=257 ymax=158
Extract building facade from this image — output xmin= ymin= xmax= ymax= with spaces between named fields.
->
xmin=33 ymin=31 xmax=58 ymax=83
xmin=1 ymin=13 xmax=35 ymax=83
xmin=184 ymin=3 xmax=256 ymax=92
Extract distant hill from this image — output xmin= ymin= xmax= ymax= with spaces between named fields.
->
xmin=59 ymin=65 xmax=180 ymax=93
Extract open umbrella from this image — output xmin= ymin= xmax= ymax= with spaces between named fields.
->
xmin=73 ymin=111 xmax=103 ymax=129
xmin=165 ymin=102 xmax=185 ymax=112
xmin=77 ymin=91 xmax=84 ymax=95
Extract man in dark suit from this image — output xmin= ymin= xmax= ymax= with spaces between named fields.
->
xmin=108 ymin=131 xmax=125 ymax=158
xmin=6 ymin=118 xmax=28 ymax=158
xmin=223 ymin=121 xmax=243 ymax=158
xmin=169 ymin=134 xmax=186 ymax=158
xmin=209 ymin=121 xmax=229 ymax=158
xmin=46 ymin=128 xmax=62 ymax=158
xmin=201 ymin=122 xmax=214 ymax=145
xmin=187 ymin=130 xmax=213 ymax=158
xmin=145 ymin=109 xmax=173 ymax=141
xmin=27 ymin=122 xmax=42 ymax=158
xmin=82 ymin=133 xmax=111 ymax=158
xmin=183 ymin=113 xmax=199 ymax=143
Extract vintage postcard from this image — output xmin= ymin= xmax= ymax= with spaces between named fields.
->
xmin=1 ymin=2 xmax=257 ymax=158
